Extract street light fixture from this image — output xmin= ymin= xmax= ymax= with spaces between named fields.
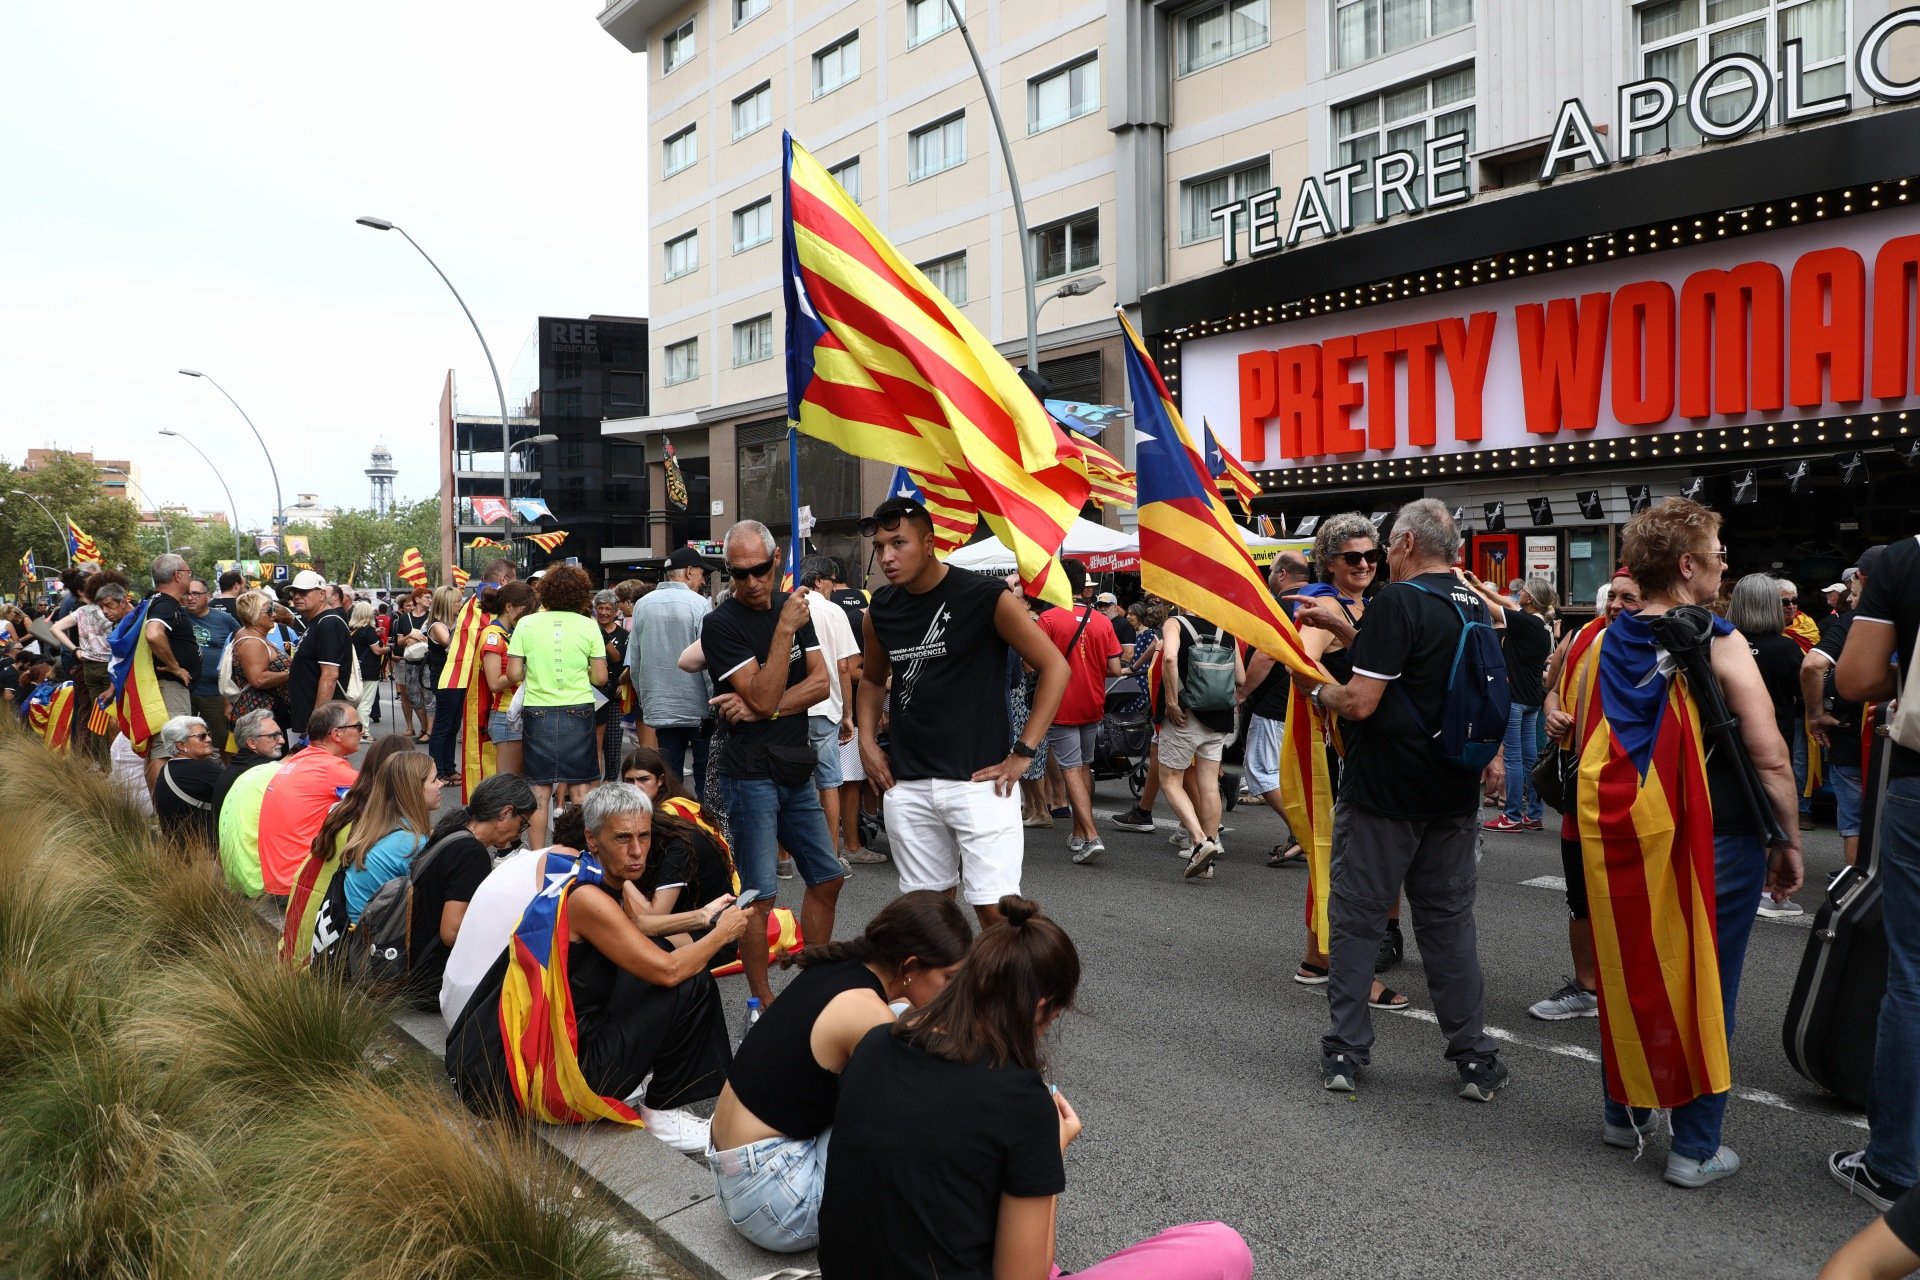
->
xmin=5 ymin=490 xmax=70 ymax=567
xmin=1034 ymin=274 xmax=1108 ymax=330
xmin=177 ymin=369 xmax=286 ymax=539
xmin=158 ymin=430 xmax=244 ymax=561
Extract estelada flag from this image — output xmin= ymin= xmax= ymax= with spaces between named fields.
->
xmin=102 ymin=599 xmax=169 ymax=756
xmin=498 ymin=852 xmax=644 ymax=1126
xmin=67 ymin=518 xmax=100 ymax=564
xmin=1201 ymin=418 xmax=1262 ymax=508
xmin=529 ymin=530 xmax=568 ymax=553
xmin=663 ymin=437 xmax=690 ymax=512
xmin=886 ymin=465 xmax=975 ymax=556
xmin=782 ymin=132 xmax=1087 ymax=606
xmin=396 ymin=547 xmax=429 ymax=591
xmin=27 ymin=680 xmax=75 ymax=753
xmin=1567 ymin=608 xmax=1731 ymax=1110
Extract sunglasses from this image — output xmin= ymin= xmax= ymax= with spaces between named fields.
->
xmin=858 ymin=504 xmax=926 ymax=538
xmin=338 ymin=722 xmax=365 ymax=734
xmin=1332 ymin=549 xmax=1386 ymax=568
xmin=187 ymin=731 xmax=212 ymax=741
xmin=1782 ymin=597 xmax=1798 ymax=606
xmin=728 ymin=558 xmax=777 ymax=580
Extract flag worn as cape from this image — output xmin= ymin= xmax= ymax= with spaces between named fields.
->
xmin=437 ymin=592 xmax=496 ymax=801
xmin=103 ymin=599 xmax=169 ymax=756
xmin=1569 ymin=608 xmax=1731 ymax=1110
xmin=27 ymin=681 xmax=76 ymax=754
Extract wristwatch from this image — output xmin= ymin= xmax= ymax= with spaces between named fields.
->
xmin=1011 ymin=740 xmax=1038 ymax=759
xmin=1310 ymin=684 xmax=1326 ymax=712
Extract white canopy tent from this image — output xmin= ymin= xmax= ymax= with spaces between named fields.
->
xmin=945 ymin=518 xmax=1302 ymax=575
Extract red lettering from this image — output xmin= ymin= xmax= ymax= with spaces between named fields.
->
xmin=1790 ymin=247 xmax=1866 ymax=407
xmin=1320 ymin=336 xmax=1366 ymax=455
xmin=1610 ymin=281 xmax=1675 ymax=426
xmin=1237 ymin=351 xmax=1277 ymax=461
xmin=1516 ymin=293 xmax=1609 ymax=433
xmin=1439 ymin=313 xmax=1497 ymax=442
xmin=1274 ymin=344 xmax=1323 ymax=459
xmin=1354 ymin=328 xmax=1401 ymax=450
xmin=1397 ymin=322 xmax=1442 ymax=446
xmin=1678 ymin=263 xmax=1785 ymax=416
xmin=1871 ymin=234 xmax=1920 ymax=399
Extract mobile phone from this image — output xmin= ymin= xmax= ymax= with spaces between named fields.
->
xmin=732 ymin=888 xmax=763 ymax=911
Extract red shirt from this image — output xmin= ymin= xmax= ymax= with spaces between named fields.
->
xmin=257 ymin=749 xmax=359 ymax=895
xmin=1035 ymin=605 xmax=1121 ymax=726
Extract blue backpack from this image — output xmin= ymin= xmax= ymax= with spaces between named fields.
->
xmin=1396 ymin=579 xmax=1511 ymax=772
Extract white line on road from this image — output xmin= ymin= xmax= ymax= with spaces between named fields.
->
xmin=1516 ymin=874 xmax=1814 ymax=928
xmin=1399 ymin=1008 xmax=1868 ymax=1129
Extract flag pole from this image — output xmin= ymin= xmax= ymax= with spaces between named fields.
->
xmin=787 ymin=424 xmax=804 ymax=582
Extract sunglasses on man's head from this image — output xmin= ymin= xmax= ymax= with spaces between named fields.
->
xmin=1332 ymin=549 xmax=1386 ymax=568
xmin=858 ymin=504 xmax=926 ymax=539
xmin=728 ymin=558 xmax=777 ymax=580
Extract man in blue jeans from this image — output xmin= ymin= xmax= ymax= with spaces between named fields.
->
xmin=1473 ymin=576 xmax=1554 ymax=834
xmin=702 ymin=520 xmax=843 ymax=1008
xmin=1832 ymin=535 xmax=1920 ymax=1213
xmin=1806 ymin=545 xmax=1884 ymax=868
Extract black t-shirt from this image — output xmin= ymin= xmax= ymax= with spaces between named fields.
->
xmin=701 ymin=594 xmax=820 ymax=779
xmin=1108 ymin=611 xmax=1137 ymax=645
xmin=212 ymin=754 xmax=274 ymax=829
xmin=1342 ymin=573 xmax=1488 ymax=821
xmin=1747 ymin=631 xmax=1803 ymax=739
xmin=210 ymin=596 xmax=237 ymax=616
xmin=638 ymin=823 xmax=734 ymax=920
xmin=729 ymin=959 xmax=885 ymax=1140
xmin=146 ymin=593 xmax=200 ymax=685
xmin=409 ymin=831 xmax=493 ymax=1005
xmin=829 ymin=587 xmax=867 ymax=648
xmin=154 ymin=757 xmax=223 ymax=844
xmin=288 ymin=612 xmax=356 ymax=733
xmin=1816 ymin=612 xmax=1866 ymax=769
xmin=1500 ymin=608 xmax=1551 ymax=707
xmin=870 ymin=568 xmax=1012 ymax=781
xmin=351 ymin=625 xmax=383 ymax=680
xmin=819 ymin=1026 xmax=1066 ymax=1280
xmin=1246 ymin=644 xmax=1292 ymax=720
xmin=1854 ymin=536 xmax=1920 ymax=779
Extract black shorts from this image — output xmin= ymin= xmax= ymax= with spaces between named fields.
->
xmin=1559 ymin=835 xmax=1589 ymax=921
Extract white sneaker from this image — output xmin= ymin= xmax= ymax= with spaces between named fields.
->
xmin=638 ymin=1104 xmax=711 ymax=1156
xmin=1757 ymin=896 xmax=1805 ymax=919
xmin=1169 ymin=829 xmax=1192 ymax=852
xmin=1183 ymin=838 xmax=1221 ymax=880
xmin=1071 ymin=837 xmax=1105 ymax=865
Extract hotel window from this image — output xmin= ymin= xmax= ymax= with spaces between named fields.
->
xmin=918 ymin=252 xmax=968 ymax=305
xmin=813 ymin=32 xmax=860 ymax=98
xmin=908 ymin=112 xmax=966 ymax=181
xmin=1333 ymin=65 xmax=1474 ymax=229
xmin=907 ymin=0 xmax=960 ymax=47
xmin=1028 ymin=55 xmax=1099 ymax=133
xmin=733 ymin=315 xmax=774 ymax=366
xmin=1176 ymin=0 xmax=1270 ymax=75
xmin=1634 ymin=0 xmax=1844 ymax=154
xmin=1333 ymin=0 xmax=1473 ymax=70
xmin=732 ymin=197 xmax=773 ymax=253
xmin=732 ymin=0 xmax=767 ymax=28
xmin=665 ymin=339 xmax=699 ymax=386
xmin=663 ymin=230 xmax=699 ymax=281
xmin=662 ymin=18 xmax=696 ymax=73
xmin=732 ymin=81 xmax=772 ymax=140
xmin=1180 ymin=158 xmax=1271 ymax=245
xmin=662 ymin=124 xmax=697 ymax=178
xmin=1033 ymin=210 xmax=1098 ymax=281
xmin=827 ymin=157 xmax=863 ymax=203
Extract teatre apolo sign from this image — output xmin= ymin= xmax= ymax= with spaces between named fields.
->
xmin=1177 ymin=208 xmax=1920 ymax=473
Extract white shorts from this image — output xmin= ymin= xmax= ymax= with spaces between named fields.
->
xmin=1157 ymin=715 xmax=1231 ymax=771
xmin=839 ymin=727 xmax=866 ymax=783
xmin=882 ymin=778 xmax=1022 ymax=907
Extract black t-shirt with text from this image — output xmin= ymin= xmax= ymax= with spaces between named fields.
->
xmin=870 ymin=568 xmax=1011 ymax=780
xmin=818 ymin=1025 xmax=1066 ymax=1280
xmin=408 ymin=831 xmax=493 ymax=1005
xmin=146 ymin=592 xmax=200 ymax=684
xmin=288 ymin=612 xmax=356 ymax=733
xmin=1854 ymin=535 xmax=1920 ymax=779
xmin=1500 ymin=607 xmax=1551 ymax=707
xmin=701 ymin=594 xmax=820 ymax=779
xmin=1342 ymin=572 xmax=1488 ymax=821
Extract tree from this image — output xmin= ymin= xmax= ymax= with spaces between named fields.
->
xmin=273 ymin=496 xmax=440 ymax=588
xmin=0 ymin=451 xmax=145 ymax=595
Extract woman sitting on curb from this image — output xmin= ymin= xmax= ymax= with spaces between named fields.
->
xmin=706 ymin=890 xmax=974 ymax=1252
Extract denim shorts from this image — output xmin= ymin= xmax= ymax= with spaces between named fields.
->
xmin=486 ymin=709 xmax=522 ymax=743
xmin=807 ymin=715 xmax=844 ymax=789
xmin=718 ymin=774 xmax=845 ymax=897
xmin=1830 ymin=762 xmax=1864 ymax=839
xmin=706 ymin=1131 xmax=829 ymax=1253
xmin=1242 ymin=714 xmax=1281 ymax=795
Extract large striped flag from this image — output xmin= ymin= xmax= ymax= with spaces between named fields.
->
xmin=26 ymin=681 xmax=76 ymax=753
xmin=101 ymin=599 xmax=170 ymax=756
xmin=1061 ymin=426 xmax=1137 ymax=508
xmin=498 ymin=852 xmax=645 ymax=1126
xmin=1568 ymin=608 xmax=1731 ymax=1109
xmin=67 ymin=518 xmax=100 ymax=564
xmin=783 ymin=133 xmax=1087 ymax=606
xmin=396 ymin=547 xmax=429 ymax=590
xmin=1200 ymin=418 xmax=1262 ymax=509
xmin=528 ymin=530 xmax=569 ymax=554
xmin=436 ymin=589 xmax=493 ymax=797
xmin=886 ymin=465 xmax=976 ymax=556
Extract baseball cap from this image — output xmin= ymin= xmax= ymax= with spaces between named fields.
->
xmin=289 ymin=570 xmax=326 ymax=592
xmin=665 ymin=546 xmax=710 ymax=571
xmin=1822 ymin=581 xmax=1847 ymax=594
xmin=1095 ymin=591 xmax=1118 ymax=606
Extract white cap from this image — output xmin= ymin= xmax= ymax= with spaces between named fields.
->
xmin=289 ymin=570 xmax=327 ymax=591
xmin=1823 ymin=581 xmax=1847 ymax=594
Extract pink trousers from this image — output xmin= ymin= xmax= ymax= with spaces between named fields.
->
xmin=1050 ymin=1221 xmax=1254 ymax=1280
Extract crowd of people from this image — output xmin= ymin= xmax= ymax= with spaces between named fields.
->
xmin=8 ymin=489 xmax=1920 ymax=1279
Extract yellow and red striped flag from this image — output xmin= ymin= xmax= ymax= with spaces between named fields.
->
xmin=450 ymin=565 xmax=471 ymax=589
xmin=528 ymin=530 xmax=569 ymax=554
xmin=27 ymin=681 xmax=76 ymax=753
xmin=396 ymin=547 xmax=430 ymax=590
xmin=1061 ymin=426 xmax=1137 ymax=508
xmin=886 ymin=465 xmax=977 ymax=556
xmin=465 ymin=536 xmax=511 ymax=553
xmin=782 ymin=133 xmax=1087 ymax=606
xmin=1200 ymin=418 xmax=1262 ymax=509
xmin=67 ymin=518 xmax=100 ymax=564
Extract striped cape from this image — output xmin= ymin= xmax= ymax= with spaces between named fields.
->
xmin=280 ymin=846 xmax=342 ymax=968
xmin=27 ymin=681 xmax=76 ymax=754
xmin=102 ymin=599 xmax=170 ymax=756
xmin=438 ymin=593 xmax=496 ymax=801
xmin=1568 ymin=609 xmax=1731 ymax=1110
xmin=498 ymin=852 xmax=644 ymax=1126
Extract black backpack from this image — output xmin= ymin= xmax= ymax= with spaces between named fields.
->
xmin=312 ymin=830 xmax=465 ymax=994
xmin=1396 ymin=580 xmax=1511 ymax=772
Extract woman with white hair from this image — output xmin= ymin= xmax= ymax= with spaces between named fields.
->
xmin=152 ymin=714 xmax=223 ymax=846
xmin=347 ymin=600 xmax=386 ymax=729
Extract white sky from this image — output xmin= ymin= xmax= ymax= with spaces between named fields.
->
xmin=0 ymin=1 xmax=649 ymax=531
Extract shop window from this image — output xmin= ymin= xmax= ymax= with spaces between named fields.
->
xmin=907 ymin=0 xmax=960 ymax=46
xmin=733 ymin=314 xmax=775 ymax=366
xmin=1177 ymin=0 xmax=1270 ymax=75
xmin=1635 ymin=0 xmax=1844 ymax=153
xmin=732 ymin=81 xmax=772 ymax=141
xmin=732 ymin=197 xmax=773 ymax=253
xmin=1180 ymin=158 xmax=1272 ymax=245
xmin=1028 ymin=55 xmax=1099 ymax=134
xmin=663 ymin=230 xmax=698 ymax=281
xmin=736 ymin=421 xmax=863 ymax=534
xmin=1333 ymin=65 xmax=1474 ymax=228
xmin=1033 ymin=210 xmax=1099 ymax=281
xmin=1333 ymin=0 xmax=1473 ymax=70
xmin=813 ymin=32 xmax=861 ymax=98
xmin=662 ymin=18 xmax=696 ymax=73
xmin=827 ymin=156 xmax=862 ymax=203
xmin=662 ymin=124 xmax=697 ymax=178
xmin=909 ymin=112 xmax=966 ymax=181
xmin=917 ymin=252 xmax=968 ymax=305
xmin=664 ymin=339 xmax=699 ymax=386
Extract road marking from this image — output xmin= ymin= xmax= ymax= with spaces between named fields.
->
xmin=1399 ymin=1009 xmax=1868 ymax=1129
xmin=1521 ymin=875 xmax=1567 ymax=891
xmin=1517 ymin=874 xmax=1814 ymax=928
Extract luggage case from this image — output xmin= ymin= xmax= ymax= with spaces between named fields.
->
xmin=1782 ymin=707 xmax=1891 ymax=1108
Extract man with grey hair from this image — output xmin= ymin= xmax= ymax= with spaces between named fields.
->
xmin=145 ymin=552 xmax=200 ymax=719
xmin=213 ymin=707 xmax=284 ymax=831
xmin=702 ymin=520 xmax=842 ymax=1008
xmin=152 ymin=714 xmax=221 ymax=845
xmin=1290 ymin=497 xmax=1507 ymax=1102
xmin=629 ymin=545 xmax=714 ymax=791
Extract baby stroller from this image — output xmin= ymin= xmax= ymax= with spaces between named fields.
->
xmin=1092 ymin=675 xmax=1154 ymax=798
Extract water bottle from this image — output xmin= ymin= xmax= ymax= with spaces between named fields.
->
xmin=739 ymin=996 xmax=762 ymax=1048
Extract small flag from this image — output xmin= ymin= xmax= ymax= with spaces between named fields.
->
xmin=1528 ymin=496 xmax=1555 ymax=526
xmin=470 ymin=496 xmax=511 ymax=525
xmin=1732 ymin=469 xmax=1759 ymax=505
xmin=67 ymin=518 xmax=100 ymax=564
xmin=451 ymin=565 xmax=471 ymax=588
xmin=1578 ymin=490 xmax=1604 ymax=520
xmin=1200 ymin=418 xmax=1262 ymax=508
xmin=1785 ymin=460 xmax=1812 ymax=494
xmin=396 ymin=547 xmax=429 ymax=590
xmin=511 ymin=497 xmax=555 ymax=522
xmin=1837 ymin=450 xmax=1866 ymax=486
xmin=1294 ymin=515 xmax=1321 ymax=537
xmin=1680 ymin=476 xmax=1707 ymax=503
xmin=529 ymin=530 xmax=569 ymax=553
xmin=1628 ymin=484 xmax=1653 ymax=513
xmin=1254 ymin=514 xmax=1275 ymax=538
xmin=1903 ymin=438 xmax=1920 ymax=468
xmin=18 ymin=550 xmax=36 ymax=583
xmin=663 ymin=437 xmax=690 ymax=512
xmin=1483 ymin=501 xmax=1507 ymax=532
xmin=256 ymin=534 xmax=280 ymax=555
xmin=466 ymin=536 xmax=512 ymax=552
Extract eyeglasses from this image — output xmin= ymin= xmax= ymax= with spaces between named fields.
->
xmin=186 ymin=589 xmax=208 ymax=597
xmin=1331 ymin=549 xmax=1386 ymax=568
xmin=728 ymin=558 xmax=777 ymax=580
xmin=337 ymin=722 xmax=365 ymax=734
xmin=858 ymin=504 xmax=926 ymax=538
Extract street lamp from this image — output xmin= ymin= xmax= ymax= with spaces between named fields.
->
xmin=158 ymin=430 xmax=244 ymax=561
xmin=1034 ymin=274 xmax=1107 ymax=331
xmin=5 ymin=490 xmax=70 ymax=567
xmin=177 ymin=370 xmax=285 ymax=539
xmin=100 ymin=467 xmax=170 ymax=553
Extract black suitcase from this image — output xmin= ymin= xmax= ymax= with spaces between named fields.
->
xmin=1782 ymin=709 xmax=1891 ymax=1108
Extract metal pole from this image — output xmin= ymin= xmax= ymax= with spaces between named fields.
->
xmin=941 ymin=0 xmax=1042 ymax=379
xmin=8 ymin=490 xmax=71 ymax=567
xmin=101 ymin=467 xmax=170 ymax=553
xmin=159 ymin=432 xmax=245 ymax=561
xmin=182 ymin=372 xmax=285 ymax=539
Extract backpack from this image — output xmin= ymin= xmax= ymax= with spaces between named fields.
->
xmin=1176 ymin=616 xmax=1237 ymax=714
xmin=1395 ymin=579 xmax=1511 ymax=771
xmin=312 ymin=830 xmax=463 ymax=994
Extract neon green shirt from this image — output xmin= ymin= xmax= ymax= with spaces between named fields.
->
xmin=507 ymin=610 xmax=603 ymax=707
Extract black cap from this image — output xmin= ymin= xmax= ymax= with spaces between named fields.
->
xmin=666 ymin=546 xmax=710 ymax=571
xmin=1855 ymin=543 xmax=1888 ymax=581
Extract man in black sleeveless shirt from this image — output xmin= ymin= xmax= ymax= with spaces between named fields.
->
xmin=857 ymin=497 xmax=1069 ymax=926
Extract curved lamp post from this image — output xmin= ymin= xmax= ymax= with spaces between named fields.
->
xmin=6 ymin=489 xmax=70 ymax=567
xmin=178 ymin=369 xmax=285 ymax=538
xmin=158 ymin=430 xmax=244 ymax=561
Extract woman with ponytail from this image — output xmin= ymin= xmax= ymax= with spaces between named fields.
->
xmin=819 ymin=895 xmax=1252 ymax=1280
xmin=705 ymin=890 xmax=974 ymax=1252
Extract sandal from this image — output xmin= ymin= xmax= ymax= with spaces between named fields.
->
xmin=414 ymin=733 xmax=431 ymax=744
xmin=1369 ymin=985 xmax=1411 ymax=1012
xmin=1293 ymin=962 xmax=1329 ymax=986
xmin=1267 ymin=841 xmax=1305 ymax=868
